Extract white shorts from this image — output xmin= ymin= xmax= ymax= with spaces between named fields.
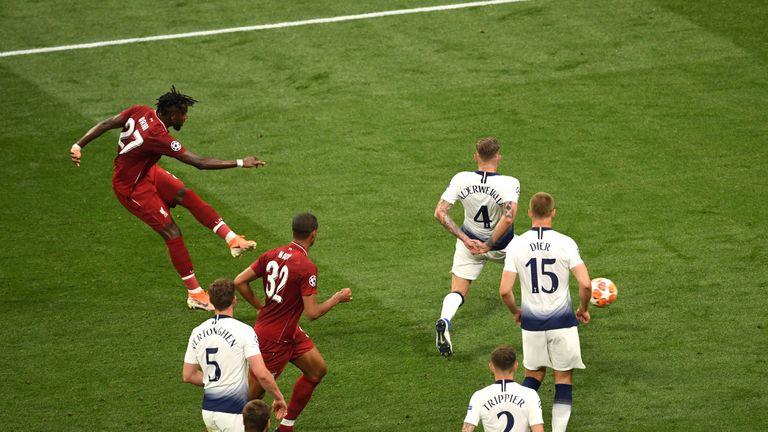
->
xmin=450 ymin=239 xmax=506 ymax=281
xmin=201 ymin=410 xmax=244 ymax=432
xmin=521 ymin=327 xmax=586 ymax=371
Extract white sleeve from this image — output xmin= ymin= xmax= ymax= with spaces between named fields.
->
xmin=243 ymin=326 xmax=261 ymax=358
xmin=183 ymin=332 xmax=197 ymax=364
xmin=463 ymin=391 xmax=482 ymax=426
xmin=503 ymin=239 xmax=519 ymax=273
xmin=501 ymin=177 xmax=520 ymax=203
xmin=528 ymin=390 xmax=544 ymax=426
xmin=566 ymin=238 xmax=584 ymax=269
xmin=439 ymin=173 xmax=461 ymax=204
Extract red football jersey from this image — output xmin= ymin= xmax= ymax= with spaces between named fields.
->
xmin=250 ymin=242 xmax=318 ymax=342
xmin=112 ymin=105 xmax=187 ymax=196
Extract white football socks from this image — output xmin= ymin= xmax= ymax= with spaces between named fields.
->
xmin=552 ymin=403 xmax=572 ymax=432
xmin=440 ymin=291 xmax=464 ymax=322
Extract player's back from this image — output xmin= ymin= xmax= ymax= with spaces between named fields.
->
xmin=504 ymin=227 xmax=583 ymax=331
xmin=185 ymin=315 xmax=259 ymax=413
xmin=250 ymin=242 xmax=318 ymax=342
xmin=112 ymin=104 xmax=186 ymax=194
xmin=441 ymin=171 xmax=520 ymax=249
xmin=466 ymin=380 xmax=543 ymax=432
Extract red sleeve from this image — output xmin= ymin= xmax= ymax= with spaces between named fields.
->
xmin=250 ymin=253 xmax=267 ymax=278
xmin=299 ymin=261 xmax=318 ymax=297
xmin=148 ymin=132 xmax=187 ymax=157
xmin=119 ymin=105 xmax=141 ymax=121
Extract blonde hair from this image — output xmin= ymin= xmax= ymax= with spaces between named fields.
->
xmin=529 ymin=192 xmax=555 ymax=218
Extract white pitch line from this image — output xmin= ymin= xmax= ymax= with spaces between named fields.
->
xmin=0 ymin=0 xmax=528 ymax=58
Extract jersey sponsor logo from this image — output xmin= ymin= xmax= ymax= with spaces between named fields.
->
xmin=171 ymin=140 xmax=182 ymax=151
xmin=308 ymin=275 xmax=317 ymax=287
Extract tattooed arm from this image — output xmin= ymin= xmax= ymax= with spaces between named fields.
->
xmin=477 ymin=201 xmax=518 ymax=253
xmin=434 ymin=199 xmax=484 ymax=253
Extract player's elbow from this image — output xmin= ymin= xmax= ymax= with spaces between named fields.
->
xmin=181 ymin=371 xmax=195 ymax=383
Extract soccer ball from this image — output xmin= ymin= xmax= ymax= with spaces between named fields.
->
xmin=590 ymin=278 xmax=617 ymax=307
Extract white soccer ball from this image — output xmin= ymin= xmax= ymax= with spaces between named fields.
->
xmin=590 ymin=277 xmax=617 ymax=308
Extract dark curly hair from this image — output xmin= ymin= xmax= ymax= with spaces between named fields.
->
xmin=156 ymin=85 xmax=198 ymax=115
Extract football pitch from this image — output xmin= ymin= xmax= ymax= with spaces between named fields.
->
xmin=1 ymin=0 xmax=766 ymax=430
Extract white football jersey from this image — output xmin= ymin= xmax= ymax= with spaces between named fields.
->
xmin=441 ymin=171 xmax=520 ymax=249
xmin=184 ymin=315 xmax=261 ymax=414
xmin=464 ymin=380 xmax=543 ymax=432
xmin=504 ymin=227 xmax=583 ymax=331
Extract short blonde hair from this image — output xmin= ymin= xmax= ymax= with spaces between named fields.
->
xmin=529 ymin=192 xmax=555 ymax=218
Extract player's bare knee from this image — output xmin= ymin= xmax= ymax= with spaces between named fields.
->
xmin=316 ymin=363 xmax=329 ymax=380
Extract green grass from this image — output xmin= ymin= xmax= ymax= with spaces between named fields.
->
xmin=1 ymin=0 xmax=767 ymax=430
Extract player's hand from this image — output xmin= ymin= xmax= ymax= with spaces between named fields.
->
xmin=242 ymin=156 xmax=266 ymax=168
xmin=272 ymin=398 xmax=288 ymax=420
xmin=335 ymin=288 xmax=353 ymax=303
xmin=475 ymin=242 xmax=491 ymax=254
xmin=70 ymin=144 xmax=82 ymax=166
xmin=464 ymin=239 xmax=486 ymax=255
xmin=576 ymin=308 xmax=590 ymax=324
xmin=514 ymin=310 xmax=521 ymax=326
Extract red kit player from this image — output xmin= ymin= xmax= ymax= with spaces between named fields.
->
xmin=234 ymin=213 xmax=353 ymax=432
xmin=70 ymin=86 xmax=265 ymax=311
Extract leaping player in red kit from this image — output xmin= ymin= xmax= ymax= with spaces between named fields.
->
xmin=234 ymin=213 xmax=353 ymax=432
xmin=70 ymin=86 xmax=265 ymax=311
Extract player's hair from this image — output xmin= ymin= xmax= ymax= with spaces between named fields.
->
xmin=529 ymin=192 xmax=555 ymax=219
xmin=243 ymin=399 xmax=271 ymax=432
xmin=475 ymin=137 xmax=500 ymax=162
xmin=208 ymin=278 xmax=235 ymax=311
xmin=156 ymin=85 xmax=198 ymax=115
xmin=490 ymin=345 xmax=518 ymax=372
xmin=292 ymin=212 xmax=319 ymax=240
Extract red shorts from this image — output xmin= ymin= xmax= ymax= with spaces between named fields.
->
xmin=146 ymin=166 xmax=187 ymax=206
xmin=113 ymin=166 xmax=187 ymax=232
xmin=256 ymin=326 xmax=315 ymax=378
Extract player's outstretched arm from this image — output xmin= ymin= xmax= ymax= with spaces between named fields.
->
xmin=181 ymin=362 xmax=204 ymax=387
xmin=176 ymin=150 xmax=266 ymax=170
xmin=247 ymin=355 xmax=287 ymax=419
xmin=70 ymin=113 xmax=125 ymax=166
xmin=302 ymin=288 xmax=352 ymax=321
xmin=572 ymin=263 xmax=591 ymax=324
xmin=234 ymin=267 xmax=264 ymax=310
xmin=499 ymin=270 xmax=521 ymax=324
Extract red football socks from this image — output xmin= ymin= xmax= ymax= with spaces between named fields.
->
xmin=279 ymin=374 xmax=321 ymax=429
xmin=179 ymin=189 xmax=232 ymax=240
xmin=164 ymin=237 xmax=199 ymax=290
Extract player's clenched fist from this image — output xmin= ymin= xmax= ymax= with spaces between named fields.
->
xmin=335 ymin=288 xmax=353 ymax=303
xmin=242 ymin=156 xmax=266 ymax=168
xmin=70 ymin=144 xmax=82 ymax=166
